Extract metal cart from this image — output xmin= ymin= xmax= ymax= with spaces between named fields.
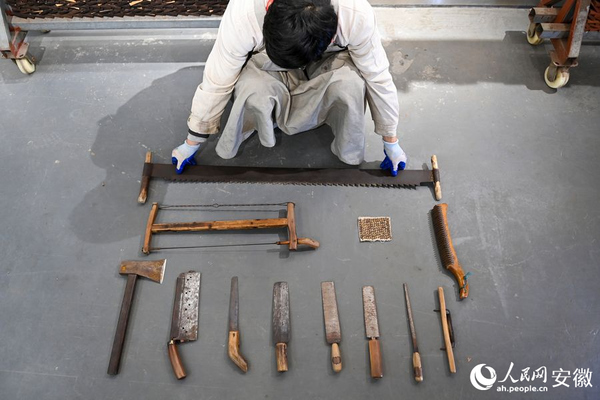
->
xmin=0 ymin=0 xmax=222 ymax=74
xmin=527 ymin=0 xmax=600 ymax=88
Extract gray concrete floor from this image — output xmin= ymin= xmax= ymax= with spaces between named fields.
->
xmin=1 ymin=7 xmax=599 ymax=400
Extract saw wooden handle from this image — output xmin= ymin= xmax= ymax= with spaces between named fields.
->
xmin=142 ymin=202 xmax=160 ymax=255
xmin=138 ymin=151 xmax=152 ymax=204
xmin=431 ymin=155 xmax=442 ymax=201
xmin=228 ymin=331 xmax=248 ymax=372
xmin=107 ymin=274 xmax=138 ymax=375
xmin=168 ymin=340 xmax=187 ymax=379
xmin=276 ymin=342 xmax=288 ymax=372
xmin=438 ymin=287 xmax=456 ymax=373
xmin=413 ymin=351 xmax=423 ymax=382
xmin=331 ymin=343 xmax=342 ymax=373
xmin=277 ymin=237 xmax=320 ymax=250
xmin=432 ymin=203 xmax=469 ymax=300
xmin=368 ymin=338 xmax=383 ymax=379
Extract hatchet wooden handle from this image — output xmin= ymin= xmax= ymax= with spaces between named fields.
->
xmin=107 ymin=274 xmax=138 ymax=375
xmin=331 ymin=343 xmax=342 ymax=373
xmin=368 ymin=338 xmax=383 ymax=379
xmin=228 ymin=331 xmax=248 ymax=372
xmin=276 ymin=343 xmax=288 ymax=372
xmin=168 ymin=340 xmax=187 ymax=379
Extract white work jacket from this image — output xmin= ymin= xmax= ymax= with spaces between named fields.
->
xmin=188 ymin=0 xmax=399 ymax=137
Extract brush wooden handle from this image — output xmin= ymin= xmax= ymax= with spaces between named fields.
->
xmin=138 ymin=151 xmax=152 ymax=204
xmin=413 ymin=351 xmax=423 ymax=382
xmin=228 ymin=331 xmax=248 ymax=372
xmin=438 ymin=288 xmax=456 ymax=373
xmin=276 ymin=343 xmax=288 ymax=372
xmin=432 ymin=204 xmax=469 ymax=300
xmin=368 ymin=338 xmax=383 ymax=379
xmin=168 ymin=340 xmax=187 ymax=379
xmin=331 ymin=343 xmax=342 ymax=373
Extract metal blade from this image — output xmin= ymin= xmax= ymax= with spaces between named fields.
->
xmin=170 ymin=271 xmax=201 ymax=342
xmin=403 ymin=283 xmax=419 ymax=352
xmin=362 ymin=286 xmax=380 ymax=339
xmin=272 ymin=282 xmax=290 ymax=344
xmin=228 ymin=277 xmax=239 ymax=332
xmin=150 ymin=163 xmax=431 ymax=188
xmin=321 ymin=282 xmax=341 ymax=344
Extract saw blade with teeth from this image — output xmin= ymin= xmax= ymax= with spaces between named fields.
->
xmin=150 ymin=164 xmax=431 ymax=188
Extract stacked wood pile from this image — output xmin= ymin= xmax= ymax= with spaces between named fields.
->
xmin=587 ymin=0 xmax=600 ymax=31
xmin=6 ymin=0 xmax=228 ymax=18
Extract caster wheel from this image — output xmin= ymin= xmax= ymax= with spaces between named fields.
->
xmin=544 ymin=65 xmax=569 ymax=89
xmin=527 ymin=22 xmax=543 ymax=45
xmin=15 ymin=56 xmax=36 ymax=75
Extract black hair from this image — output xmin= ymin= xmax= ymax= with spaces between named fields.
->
xmin=263 ymin=0 xmax=338 ymax=69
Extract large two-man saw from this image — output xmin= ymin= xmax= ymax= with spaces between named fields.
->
xmin=137 ymin=152 xmax=442 ymax=204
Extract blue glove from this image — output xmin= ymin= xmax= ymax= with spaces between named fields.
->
xmin=379 ymin=139 xmax=407 ymax=177
xmin=172 ymin=141 xmax=201 ymax=174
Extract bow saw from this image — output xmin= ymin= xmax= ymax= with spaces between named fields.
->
xmin=142 ymin=202 xmax=319 ymax=254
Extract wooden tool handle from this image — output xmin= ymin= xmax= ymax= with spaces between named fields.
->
xmin=431 ymin=155 xmax=442 ymax=201
xmin=286 ymin=203 xmax=298 ymax=250
xmin=276 ymin=342 xmax=288 ymax=372
xmin=413 ymin=352 xmax=423 ymax=382
xmin=438 ymin=287 xmax=456 ymax=373
xmin=142 ymin=202 xmax=160 ymax=255
xmin=297 ymin=237 xmax=320 ymax=249
xmin=138 ymin=151 xmax=152 ymax=204
xmin=107 ymin=274 xmax=138 ymax=375
xmin=432 ymin=204 xmax=469 ymax=300
xmin=368 ymin=338 xmax=383 ymax=379
xmin=277 ymin=237 xmax=320 ymax=250
xmin=168 ymin=340 xmax=187 ymax=379
xmin=331 ymin=343 xmax=342 ymax=373
xmin=228 ymin=331 xmax=248 ymax=373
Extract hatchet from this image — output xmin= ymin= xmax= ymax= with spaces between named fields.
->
xmin=107 ymin=259 xmax=166 ymax=375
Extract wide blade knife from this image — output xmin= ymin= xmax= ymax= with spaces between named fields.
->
xmin=168 ymin=271 xmax=201 ymax=379
xmin=362 ymin=286 xmax=383 ymax=379
xmin=272 ymin=282 xmax=290 ymax=372
xmin=228 ymin=277 xmax=248 ymax=372
xmin=321 ymin=281 xmax=342 ymax=373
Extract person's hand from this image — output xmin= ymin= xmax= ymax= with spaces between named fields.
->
xmin=172 ymin=140 xmax=201 ymax=174
xmin=379 ymin=138 xmax=407 ymax=177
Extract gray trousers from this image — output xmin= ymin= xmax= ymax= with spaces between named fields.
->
xmin=215 ymin=50 xmax=367 ymax=165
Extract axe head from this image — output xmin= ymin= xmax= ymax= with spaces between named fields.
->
xmin=120 ymin=259 xmax=166 ymax=283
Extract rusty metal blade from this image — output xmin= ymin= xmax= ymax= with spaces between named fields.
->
xmin=403 ymin=283 xmax=419 ymax=352
xmin=272 ymin=282 xmax=290 ymax=344
xmin=170 ymin=271 xmax=201 ymax=342
xmin=321 ymin=282 xmax=341 ymax=344
xmin=228 ymin=277 xmax=239 ymax=332
xmin=362 ymin=286 xmax=380 ymax=339
xmin=149 ymin=163 xmax=432 ymax=188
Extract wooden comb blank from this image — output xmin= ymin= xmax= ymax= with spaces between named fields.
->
xmin=432 ymin=204 xmax=469 ymax=300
